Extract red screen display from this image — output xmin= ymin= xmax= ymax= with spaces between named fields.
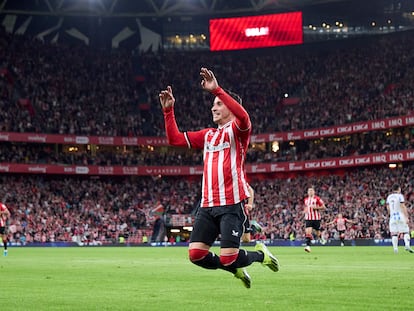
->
xmin=209 ymin=12 xmax=303 ymax=51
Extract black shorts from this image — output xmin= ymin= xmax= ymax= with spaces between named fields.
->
xmin=190 ymin=202 xmax=248 ymax=248
xmin=0 ymin=226 xmax=6 ymax=235
xmin=243 ymin=215 xmax=252 ymax=233
xmin=305 ymin=220 xmax=321 ymax=231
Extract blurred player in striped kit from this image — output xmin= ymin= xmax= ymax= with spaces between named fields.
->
xmin=303 ymin=186 xmax=326 ymax=252
xmin=326 ymin=213 xmax=355 ymax=246
xmin=0 ymin=202 xmax=10 ymax=256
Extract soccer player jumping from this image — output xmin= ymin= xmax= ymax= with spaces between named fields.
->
xmin=159 ymin=67 xmax=279 ymax=288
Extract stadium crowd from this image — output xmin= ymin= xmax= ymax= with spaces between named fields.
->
xmin=249 ymin=165 xmax=414 ymax=242
xmin=0 ymin=174 xmax=200 ymax=245
xmin=1 ymin=26 xmax=414 ymax=246
xmin=0 ymin=164 xmax=413 ymax=245
xmin=1 ymin=27 xmax=413 ymax=137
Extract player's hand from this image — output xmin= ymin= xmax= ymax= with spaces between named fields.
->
xmin=245 ymin=203 xmax=253 ymax=211
xmin=159 ymin=86 xmax=175 ymax=109
xmin=200 ymin=67 xmax=219 ymax=91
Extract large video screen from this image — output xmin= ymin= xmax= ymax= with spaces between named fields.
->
xmin=209 ymin=12 xmax=303 ymax=51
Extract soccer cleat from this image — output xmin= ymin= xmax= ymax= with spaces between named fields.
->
xmin=255 ymin=242 xmax=279 ymax=272
xmin=304 ymin=246 xmax=311 ymax=253
xmin=234 ymin=268 xmax=251 ymax=289
xmin=3 ymin=250 xmax=7 ymax=256
xmin=250 ymin=220 xmax=262 ymax=233
xmin=405 ymin=247 xmax=414 ymax=253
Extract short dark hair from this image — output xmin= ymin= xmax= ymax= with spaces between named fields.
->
xmin=392 ymin=184 xmax=400 ymax=191
xmin=223 ymin=88 xmax=242 ymax=105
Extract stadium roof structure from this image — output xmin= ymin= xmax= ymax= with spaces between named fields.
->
xmin=1 ymin=0 xmax=412 ymax=50
xmin=7 ymin=0 xmax=412 ymax=19
xmin=0 ymin=0 xmax=351 ymax=17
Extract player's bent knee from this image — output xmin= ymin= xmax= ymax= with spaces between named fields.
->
xmin=219 ymin=252 xmax=238 ymax=266
xmin=188 ymin=248 xmax=209 ymax=262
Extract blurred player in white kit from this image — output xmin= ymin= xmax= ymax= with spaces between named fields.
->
xmin=386 ymin=184 xmax=414 ymax=254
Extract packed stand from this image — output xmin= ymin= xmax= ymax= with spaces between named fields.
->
xmin=1 ymin=165 xmax=413 ymax=245
xmin=247 ymin=165 xmax=414 ymax=242
xmin=1 ymin=27 xmax=413 ymax=137
xmin=1 ymin=26 xmax=414 ymax=247
xmin=0 ymin=175 xmax=200 ymax=245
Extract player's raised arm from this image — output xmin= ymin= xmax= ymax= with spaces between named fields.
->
xmin=200 ymin=67 xmax=250 ymax=131
xmin=159 ymin=85 xmax=188 ymax=147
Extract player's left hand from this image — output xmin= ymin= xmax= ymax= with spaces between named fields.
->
xmin=245 ymin=203 xmax=253 ymax=211
xmin=200 ymin=67 xmax=219 ymax=91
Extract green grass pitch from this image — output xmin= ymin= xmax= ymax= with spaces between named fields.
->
xmin=0 ymin=245 xmax=413 ymax=311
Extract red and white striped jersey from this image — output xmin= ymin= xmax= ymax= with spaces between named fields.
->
xmin=0 ymin=202 xmax=8 ymax=227
xmin=304 ymin=195 xmax=324 ymax=220
xmin=163 ymin=86 xmax=251 ymax=208
xmin=333 ymin=217 xmax=348 ymax=231
xmin=186 ymin=120 xmax=250 ymax=207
